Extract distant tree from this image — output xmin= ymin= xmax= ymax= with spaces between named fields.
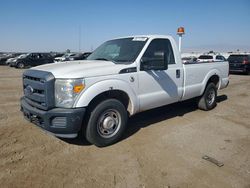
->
xmin=66 ymin=49 xmax=70 ymax=53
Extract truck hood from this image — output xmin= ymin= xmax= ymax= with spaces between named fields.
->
xmin=32 ymin=60 xmax=132 ymax=78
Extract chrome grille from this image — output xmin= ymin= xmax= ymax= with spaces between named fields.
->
xmin=23 ymin=70 xmax=55 ymax=110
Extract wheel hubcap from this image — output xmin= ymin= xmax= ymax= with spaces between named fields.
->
xmin=97 ymin=109 xmax=121 ymax=138
xmin=103 ymin=116 xmax=115 ymax=129
xmin=207 ymin=89 xmax=215 ymax=105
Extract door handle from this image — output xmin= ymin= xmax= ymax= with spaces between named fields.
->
xmin=176 ymin=69 xmax=180 ymax=78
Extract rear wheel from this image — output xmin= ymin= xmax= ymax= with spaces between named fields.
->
xmin=84 ymin=99 xmax=128 ymax=147
xmin=198 ymin=83 xmax=217 ymax=111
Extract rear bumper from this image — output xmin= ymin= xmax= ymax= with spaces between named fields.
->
xmin=220 ymin=77 xmax=229 ymax=89
xmin=20 ymin=97 xmax=86 ymax=138
xmin=229 ymin=65 xmax=250 ymax=73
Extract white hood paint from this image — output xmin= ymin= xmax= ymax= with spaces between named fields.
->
xmin=32 ymin=60 xmax=131 ymax=78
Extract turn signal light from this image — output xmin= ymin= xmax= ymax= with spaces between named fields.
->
xmin=73 ymin=84 xmax=85 ymax=93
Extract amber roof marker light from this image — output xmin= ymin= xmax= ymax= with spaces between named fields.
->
xmin=177 ymin=27 xmax=185 ymax=53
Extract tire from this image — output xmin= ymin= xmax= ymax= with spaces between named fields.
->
xmin=85 ymin=99 xmax=128 ymax=147
xmin=198 ymin=82 xmax=217 ymax=111
xmin=17 ymin=62 xmax=25 ymax=69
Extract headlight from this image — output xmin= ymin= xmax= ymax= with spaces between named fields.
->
xmin=55 ymin=78 xmax=85 ymax=108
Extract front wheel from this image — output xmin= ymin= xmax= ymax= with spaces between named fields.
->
xmin=85 ymin=99 xmax=128 ymax=147
xmin=198 ymin=83 xmax=217 ymax=111
xmin=17 ymin=62 xmax=25 ymax=69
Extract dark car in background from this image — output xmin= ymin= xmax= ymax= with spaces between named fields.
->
xmin=0 ymin=54 xmax=10 ymax=65
xmin=228 ymin=54 xmax=250 ymax=74
xmin=0 ymin=53 xmax=22 ymax=65
xmin=10 ymin=53 xmax=54 ymax=68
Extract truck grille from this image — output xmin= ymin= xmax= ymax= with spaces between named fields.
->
xmin=23 ymin=70 xmax=55 ymax=110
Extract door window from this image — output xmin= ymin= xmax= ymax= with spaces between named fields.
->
xmin=141 ymin=39 xmax=175 ymax=70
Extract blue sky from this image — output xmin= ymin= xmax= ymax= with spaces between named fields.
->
xmin=0 ymin=0 xmax=250 ymax=52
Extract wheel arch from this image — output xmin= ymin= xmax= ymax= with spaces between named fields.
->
xmin=75 ymin=80 xmax=139 ymax=116
xmin=200 ymin=70 xmax=220 ymax=96
xmin=87 ymin=90 xmax=132 ymax=115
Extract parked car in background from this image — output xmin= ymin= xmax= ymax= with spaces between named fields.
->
xmin=54 ymin=53 xmax=76 ymax=62
xmin=0 ymin=53 xmax=21 ymax=65
xmin=198 ymin=54 xmax=226 ymax=62
xmin=0 ymin=54 xmax=9 ymax=65
xmin=9 ymin=54 xmax=28 ymax=67
xmin=51 ymin=53 xmax=65 ymax=58
xmin=68 ymin=52 xmax=92 ymax=61
xmin=228 ymin=54 xmax=250 ymax=74
xmin=10 ymin=53 xmax=54 ymax=68
xmin=182 ymin=56 xmax=197 ymax=64
xmin=6 ymin=53 xmax=23 ymax=65
xmin=6 ymin=57 xmax=17 ymax=65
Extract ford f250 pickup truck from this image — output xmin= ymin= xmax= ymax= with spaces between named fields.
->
xmin=20 ymin=35 xmax=229 ymax=147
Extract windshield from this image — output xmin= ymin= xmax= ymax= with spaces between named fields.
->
xmin=228 ymin=55 xmax=249 ymax=61
xmin=87 ymin=37 xmax=148 ymax=64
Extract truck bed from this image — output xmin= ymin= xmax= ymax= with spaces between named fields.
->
xmin=182 ymin=61 xmax=229 ymax=101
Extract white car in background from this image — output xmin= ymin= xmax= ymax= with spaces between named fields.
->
xmin=198 ymin=54 xmax=226 ymax=62
xmin=54 ymin=53 xmax=76 ymax=62
xmin=6 ymin=57 xmax=17 ymax=65
xmin=182 ymin=56 xmax=197 ymax=64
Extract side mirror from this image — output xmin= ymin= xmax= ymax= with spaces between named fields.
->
xmin=140 ymin=51 xmax=168 ymax=71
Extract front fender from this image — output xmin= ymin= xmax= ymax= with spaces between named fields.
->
xmin=74 ymin=79 xmax=139 ymax=115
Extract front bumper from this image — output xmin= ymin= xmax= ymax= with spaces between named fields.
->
xmin=20 ymin=97 xmax=86 ymax=138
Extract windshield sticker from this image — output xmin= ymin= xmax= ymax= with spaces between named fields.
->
xmin=132 ymin=37 xmax=148 ymax=41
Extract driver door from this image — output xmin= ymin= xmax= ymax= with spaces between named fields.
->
xmin=138 ymin=39 xmax=184 ymax=112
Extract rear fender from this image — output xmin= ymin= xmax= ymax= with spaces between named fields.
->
xmin=200 ymin=69 xmax=220 ymax=96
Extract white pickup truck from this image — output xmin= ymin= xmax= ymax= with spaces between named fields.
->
xmin=21 ymin=35 xmax=229 ymax=147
